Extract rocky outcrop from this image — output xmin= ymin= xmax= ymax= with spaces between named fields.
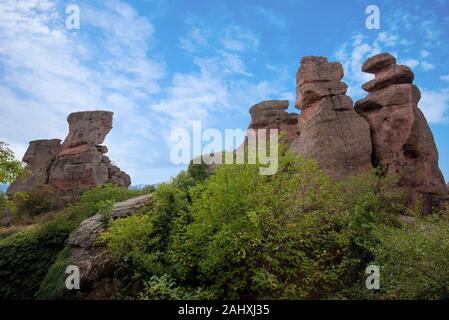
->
xmin=290 ymin=56 xmax=373 ymax=180
xmin=8 ymin=111 xmax=131 ymax=202
xmin=68 ymin=194 xmax=153 ymax=299
xmin=7 ymin=139 xmax=61 ymax=194
xmin=355 ymin=53 xmax=447 ymax=213
xmin=248 ymin=100 xmax=299 ymax=143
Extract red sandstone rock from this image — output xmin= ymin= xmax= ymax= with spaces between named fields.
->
xmin=248 ymin=100 xmax=299 ymax=143
xmin=291 ymin=56 xmax=373 ymax=179
xmin=48 ymin=111 xmax=130 ymax=200
xmin=7 ymin=139 xmax=61 ymax=194
xmin=296 ymin=56 xmax=344 ymax=87
xmin=355 ymin=53 xmax=447 ymax=213
xmin=361 ymin=52 xmax=396 ymax=74
xmin=362 ymin=64 xmax=414 ymax=92
xmin=62 ymin=111 xmax=113 ymax=149
xmin=296 ymin=81 xmax=348 ymax=109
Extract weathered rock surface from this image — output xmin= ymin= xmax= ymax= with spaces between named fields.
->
xmin=291 ymin=56 xmax=373 ymax=180
xmin=7 ymin=139 xmax=61 ymax=194
xmin=47 ymin=111 xmax=131 ymax=201
xmin=248 ymin=100 xmax=299 ymax=143
xmin=361 ymin=52 xmax=396 ymax=74
xmin=355 ymin=53 xmax=447 ymax=213
xmin=8 ymin=111 xmax=131 ymax=202
xmin=68 ymin=194 xmax=153 ymax=299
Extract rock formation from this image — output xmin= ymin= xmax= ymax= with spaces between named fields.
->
xmin=7 ymin=139 xmax=61 ymax=194
xmin=248 ymin=100 xmax=299 ymax=143
xmin=48 ymin=111 xmax=130 ymax=200
xmin=290 ymin=56 xmax=373 ymax=180
xmin=68 ymin=194 xmax=153 ymax=299
xmin=8 ymin=111 xmax=131 ymax=202
xmin=355 ymin=53 xmax=447 ymax=213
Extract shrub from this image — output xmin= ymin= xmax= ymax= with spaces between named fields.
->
xmin=0 ymin=217 xmax=73 ymax=299
xmin=0 ymin=183 xmax=152 ymax=300
xmin=12 ymin=185 xmax=56 ymax=217
xmin=67 ymin=183 xmax=149 ymax=220
xmin=35 ymin=244 xmax=75 ymax=300
xmin=138 ymin=274 xmax=214 ymax=300
xmin=167 ymin=151 xmax=361 ymax=299
xmin=372 ymin=214 xmax=449 ymax=299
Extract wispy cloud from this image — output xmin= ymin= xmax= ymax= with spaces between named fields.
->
xmin=0 ymin=0 xmax=166 ymax=184
xmin=419 ymin=89 xmax=449 ymax=124
xmin=256 ymin=6 xmax=287 ymax=29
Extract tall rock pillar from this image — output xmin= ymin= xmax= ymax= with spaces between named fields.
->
xmin=355 ymin=53 xmax=447 ymax=213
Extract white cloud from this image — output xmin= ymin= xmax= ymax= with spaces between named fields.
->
xmin=179 ymin=27 xmax=209 ymax=53
xmin=420 ymin=61 xmax=435 ymax=71
xmin=401 ymin=59 xmax=420 ymax=68
xmin=0 ymin=0 xmax=166 ymax=184
xmin=256 ymin=7 xmax=286 ymax=29
xmin=420 ymin=49 xmax=430 ymax=58
xmin=441 ymin=75 xmax=449 ymax=82
xmin=419 ymin=89 xmax=449 ymax=124
xmin=376 ymin=32 xmax=398 ymax=47
xmin=221 ymin=26 xmax=259 ymax=52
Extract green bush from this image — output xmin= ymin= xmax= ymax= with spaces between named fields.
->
xmin=372 ymin=214 xmax=449 ymax=299
xmin=138 ymin=274 xmax=214 ymax=300
xmin=167 ymin=151 xmax=361 ymax=299
xmin=12 ymin=185 xmax=56 ymax=217
xmin=0 ymin=217 xmax=73 ymax=299
xmin=35 ymin=245 xmax=75 ymax=300
xmin=98 ymin=148 xmax=428 ymax=300
xmin=0 ymin=183 xmax=152 ymax=300
xmin=68 ymin=183 xmax=149 ymax=219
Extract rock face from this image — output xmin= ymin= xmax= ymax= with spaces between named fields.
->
xmin=8 ymin=111 xmax=131 ymax=202
xmin=68 ymin=194 xmax=153 ymax=299
xmin=49 ymin=111 xmax=131 ymax=200
xmin=355 ymin=53 xmax=447 ymax=213
xmin=290 ymin=56 xmax=373 ymax=180
xmin=7 ymin=139 xmax=61 ymax=194
xmin=248 ymin=100 xmax=299 ymax=143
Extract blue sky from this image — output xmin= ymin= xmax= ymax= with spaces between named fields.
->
xmin=0 ymin=0 xmax=448 ymax=185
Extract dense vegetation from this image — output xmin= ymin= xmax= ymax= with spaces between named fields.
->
xmin=99 ymin=146 xmax=449 ymax=300
xmin=0 ymin=184 xmax=150 ymax=299
xmin=1 ymin=142 xmax=448 ymax=300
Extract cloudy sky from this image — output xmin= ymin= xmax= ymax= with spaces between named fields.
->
xmin=1 ymin=0 xmax=449 ymax=185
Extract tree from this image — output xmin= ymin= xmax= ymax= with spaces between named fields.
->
xmin=0 ymin=142 xmax=25 ymax=185
xmin=0 ymin=142 xmax=25 ymax=213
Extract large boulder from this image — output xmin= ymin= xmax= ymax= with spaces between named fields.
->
xmin=68 ymin=194 xmax=153 ymax=299
xmin=48 ymin=111 xmax=131 ymax=201
xmin=290 ymin=56 xmax=373 ymax=179
xmin=355 ymin=53 xmax=447 ymax=213
xmin=7 ymin=139 xmax=61 ymax=194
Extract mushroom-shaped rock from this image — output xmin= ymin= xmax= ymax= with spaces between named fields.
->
xmin=355 ymin=53 xmax=447 ymax=213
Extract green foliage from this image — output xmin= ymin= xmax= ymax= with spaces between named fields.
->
xmin=12 ymin=185 xmax=56 ymax=217
xmin=0 ymin=142 xmax=25 ymax=214
xmin=168 ymin=151 xmax=359 ymax=299
xmin=0 ymin=142 xmax=25 ymax=185
xmin=100 ymin=147 xmax=448 ymax=300
xmin=35 ymin=245 xmax=75 ymax=300
xmin=0 ymin=217 xmax=73 ymax=299
xmin=100 ymin=214 xmax=161 ymax=276
xmin=67 ymin=183 xmax=148 ymax=220
xmin=372 ymin=214 xmax=449 ymax=299
xmin=0 ymin=183 xmax=152 ymax=300
xmin=100 ymin=172 xmax=196 ymax=287
xmin=138 ymin=274 xmax=214 ymax=300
